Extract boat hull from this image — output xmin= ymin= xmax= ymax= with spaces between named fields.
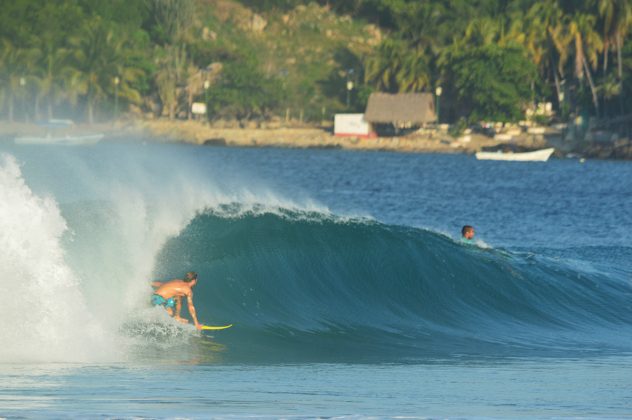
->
xmin=475 ymin=147 xmax=554 ymax=162
xmin=14 ymin=134 xmax=104 ymax=146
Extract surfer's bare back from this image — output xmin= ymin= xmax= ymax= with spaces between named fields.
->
xmin=151 ymin=271 xmax=202 ymax=330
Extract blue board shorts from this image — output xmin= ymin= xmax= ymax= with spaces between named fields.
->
xmin=152 ymin=294 xmax=176 ymax=309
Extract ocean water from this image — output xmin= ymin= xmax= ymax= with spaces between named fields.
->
xmin=1 ymin=141 xmax=631 ymax=418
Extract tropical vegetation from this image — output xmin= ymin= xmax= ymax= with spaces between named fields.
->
xmin=0 ymin=0 xmax=631 ymax=124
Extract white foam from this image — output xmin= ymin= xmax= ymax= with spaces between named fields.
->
xmin=0 ymin=154 xmax=112 ymax=362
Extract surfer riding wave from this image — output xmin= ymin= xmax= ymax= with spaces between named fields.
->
xmin=151 ymin=271 xmax=202 ymax=330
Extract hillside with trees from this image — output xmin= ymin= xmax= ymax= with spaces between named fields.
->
xmin=1 ymin=0 xmax=631 ymax=126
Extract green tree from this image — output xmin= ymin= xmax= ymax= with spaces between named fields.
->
xmin=145 ymin=0 xmax=198 ymax=119
xmin=597 ymin=0 xmax=632 ymax=114
xmin=236 ymin=0 xmax=303 ymax=13
xmin=69 ymin=18 xmax=142 ymax=123
xmin=463 ymin=16 xmax=505 ymax=46
xmin=207 ymin=60 xmax=282 ymax=120
xmin=154 ymin=44 xmax=188 ymax=119
xmin=443 ymin=43 xmax=537 ymax=122
xmin=598 ymin=0 xmax=632 ymax=78
xmin=508 ymin=1 xmax=566 ymax=103
xmin=33 ymin=42 xmax=76 ymax=120
xmin=561 ymin=12 xmax=604 ymax=114
xmin=29 ymin=1 xmax=83 ymax=119
xmin=145 ymin=0 xmax=195 ymax=45
xmin=364 ymin=38 xmax=430 ymax=92
xmin=0 ymin=40 xmax=38 ymax=122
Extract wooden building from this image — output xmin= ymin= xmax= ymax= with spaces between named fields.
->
xmin=364 ymin=93 xmax=437 ymax=131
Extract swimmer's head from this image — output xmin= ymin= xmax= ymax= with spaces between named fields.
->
xmin=461 ymin=225 xmax=475 ymax=240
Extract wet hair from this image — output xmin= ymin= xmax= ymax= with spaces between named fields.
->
xmin=184 ymin=271 xmax=198 ymax=282
xmin=461 ymin=225 xmax=474 ymax=236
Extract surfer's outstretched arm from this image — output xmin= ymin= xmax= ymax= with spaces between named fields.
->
xmin=175 ymin=296 xmax=182 ymax=317
xmin=173 ymin=297 xmax=188 ymax=323
xmin=186 ymin=291 xmax=201 ymax=330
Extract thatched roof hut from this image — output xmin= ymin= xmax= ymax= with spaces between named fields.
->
xmin=364 ymin=93 xmax=436 ymax=125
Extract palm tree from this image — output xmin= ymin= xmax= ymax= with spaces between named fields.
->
xmin=68 ymin=19 xmax=111 ymax=123
xmin=463 ymin=16 xmax=504 ymax=47
xmin=68 ymin=18 xmax=142 ymax=123
xmin=564 ymin=12 xmax=604 ymax=114
xmin=507 ymin=1 xmax=567 ymax=105
xmin=0 ymin=39 xmax=37 ymax=122
xmin=598 ymin=0 xmax=632 ymax=78
xmin=34 ymin=40 xmax=75 ymax=120
xmin=364 ymin=38 xmax=431 ymax=93
xmin=598 ymin=0 xmax=632 ymax=114
xmin=397 ymin=49 xmax=431 ymax=92
xmin=364 ymin=38 xmax=402 ymax=92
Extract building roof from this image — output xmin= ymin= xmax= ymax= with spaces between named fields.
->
xmin=364 ymin=93 xmax=436 ymax=124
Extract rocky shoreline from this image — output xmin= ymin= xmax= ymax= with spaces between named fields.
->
xmin=1 ymin=119 xmax=631 ymax=159
xmin=136 ymin=120 xmax=632 ymax=159
xmin=139 ymin=120 xmax=503 ymax=154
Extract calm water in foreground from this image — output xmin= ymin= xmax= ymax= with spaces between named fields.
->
xmin=1 ymin=142 xmax=631 ymax=418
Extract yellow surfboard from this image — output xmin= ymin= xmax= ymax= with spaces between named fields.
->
xmin=201 ymin=324 xmax=233 ymax=331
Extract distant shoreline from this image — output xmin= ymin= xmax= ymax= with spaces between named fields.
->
xmin=0 ymin=119 xmax=499 ymax=154
xmin=2 ymin=119 xmax=631 ymax=160
xmin=139 ymin=119 xmax=503 ymax=155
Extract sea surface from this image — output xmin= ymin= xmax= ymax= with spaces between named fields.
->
xmin=1 ymin=141 xmax=631 ymax=418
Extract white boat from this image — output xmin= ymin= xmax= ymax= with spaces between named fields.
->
xmin=14 ymin=133 xmax=104 ymax=146
xmin=475 ymin=147 xmax=555 ymax=162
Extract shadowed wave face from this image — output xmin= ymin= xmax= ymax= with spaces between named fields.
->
xmin=154 ymin=207 xmax=632 ymax=363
